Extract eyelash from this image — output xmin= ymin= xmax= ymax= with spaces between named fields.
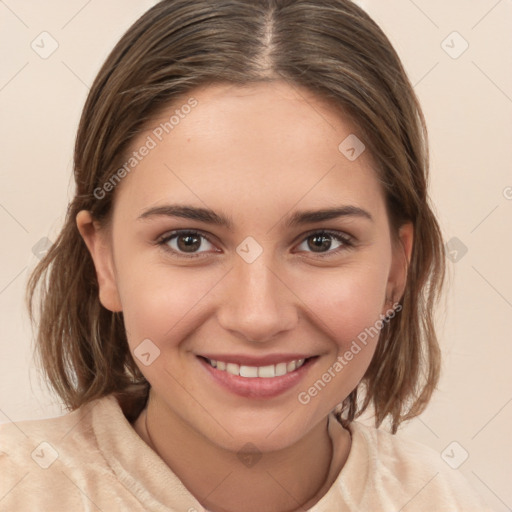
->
xmin=156 ymin=229 xmax=354 ymax=259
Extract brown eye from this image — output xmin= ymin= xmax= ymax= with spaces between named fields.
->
xmin=176 ymin=233 xmax=202 ymax=252
xmin=296 ymin=230 xmax=353 ymax=256
xmin=307 ymin=234 xmax=334 ymax=252
xmin=158 ymin=230 xmax=217 ymax=258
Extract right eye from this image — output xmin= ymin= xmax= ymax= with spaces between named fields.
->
xmin=157 ymin=230 xmax=220 ymax=259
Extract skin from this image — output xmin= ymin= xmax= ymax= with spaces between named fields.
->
xmin=77 ymin=80 xmax=413 ymax=512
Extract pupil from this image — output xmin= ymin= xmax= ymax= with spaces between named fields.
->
xmin=178 ymin=234 xmax=201 ymax=252
xmin=309 ymin=234 xmax=331 ymax=252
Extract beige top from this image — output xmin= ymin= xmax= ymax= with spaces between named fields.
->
xmin=0 ymin=394 xmax=493 ymax=511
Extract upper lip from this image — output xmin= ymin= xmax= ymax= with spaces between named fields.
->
xmin=198 ymin=353 xmax=316 ymax=367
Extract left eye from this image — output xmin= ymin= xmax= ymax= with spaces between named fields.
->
xmin=158 ymin=230 xmax=217 ymax=258
xmin=296 ymin=231 xmax=353 ymax=255
xmin=157 ymin=229 xmax=353 ymax=259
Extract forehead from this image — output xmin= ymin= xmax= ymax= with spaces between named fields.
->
xmin=113 ymin=80 xmax=387 ymax=227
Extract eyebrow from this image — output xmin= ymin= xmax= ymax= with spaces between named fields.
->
xmin=137 ymin=204 xmax=373 ymax=229
xmin=138 ymin=205 xmax=233 ymax=228
xmin=285 ymin=205 xmax=373 ymax=227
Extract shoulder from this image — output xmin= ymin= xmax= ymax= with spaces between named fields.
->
xmin=0 ymin=395 xmax=128 ymax=510
xmin=0 ymin=395 xmax=110 ymax=462
xmin=0 ymin=394 xmax=206 ymax=511
xmin=343 ymin=420 xmax=494 ymax=511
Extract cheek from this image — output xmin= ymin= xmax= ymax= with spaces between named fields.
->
xmin=115 ymin=259 xmax=221 ymax=348
xmin=298 ymin=261 xmax=389 ymax=349
xmin=293 ymin=263 xmax=390 ymax=410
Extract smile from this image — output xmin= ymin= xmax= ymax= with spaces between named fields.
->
xmin=197 ymin=355 xmax=317 ymax=399
xmin=205 ymin=358 xmax=306 ymax=378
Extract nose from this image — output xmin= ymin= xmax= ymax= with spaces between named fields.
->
xmin=216 ymin=254 xmax=299 ymax=343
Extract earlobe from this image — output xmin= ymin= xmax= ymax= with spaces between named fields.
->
xmin=75 ymin=210 xmax=123 ymax=312
xmin=398 ymin=222 xmax=414 ymax=271
xmin=386 ymin=222 xmax=414 ymax=306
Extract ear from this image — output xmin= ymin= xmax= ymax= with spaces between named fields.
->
xmin=385 ymin=221 xmax=414 ymax=308
xmin=76 ymin=210 xmax=122 ymax=312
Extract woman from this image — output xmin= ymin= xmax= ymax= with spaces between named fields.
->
xmin=1 ymin=1 xmax=493 ymax=510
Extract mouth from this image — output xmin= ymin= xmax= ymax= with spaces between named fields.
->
xmin=199 ymin=356 xmax=310 ymax=378
xmin=196 ymin=354 xmax=318 ymax=399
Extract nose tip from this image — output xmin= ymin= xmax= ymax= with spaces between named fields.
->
xmin=216 ymin=259 xmax=298 ymax=343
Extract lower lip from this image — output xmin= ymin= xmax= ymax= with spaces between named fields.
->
xmin=198 ymin=356 xmax=316 ymax=399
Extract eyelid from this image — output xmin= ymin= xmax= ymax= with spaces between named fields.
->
xmin=296 ymin=228 xmax=353 ymax=243
xmin=293 ymin=229 xmax=354 ymax=258
xmin=156 ymin=229 xmax=220 ymax=259
xmin=156 ymin=228 xmax=355 ymax=259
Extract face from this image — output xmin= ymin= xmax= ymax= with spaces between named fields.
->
xmin=78 ymin=80 xmax=412 ymax=453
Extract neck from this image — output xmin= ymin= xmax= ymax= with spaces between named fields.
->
xmin=133 ymin=393 xmax=350 ymax=512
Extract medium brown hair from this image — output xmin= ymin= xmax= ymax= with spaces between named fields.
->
xmin=26 ymin=0 xmax=445 ymax=432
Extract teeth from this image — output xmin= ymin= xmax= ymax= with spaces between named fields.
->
xmin=240 ymin=365 xmax=258 ymax=377
xmin=258 ymin=365 xmax=275 ymax=378
xmin=275 ymin=362 xmax=287 ymax=376
xmin=226 ymin=363 xmax=239 ymax=376
xmin=206 ymin=358 xmax=307 ymax=378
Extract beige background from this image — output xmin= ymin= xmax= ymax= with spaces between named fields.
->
xmin=1 ymin=1 xmax=511 ymax=510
